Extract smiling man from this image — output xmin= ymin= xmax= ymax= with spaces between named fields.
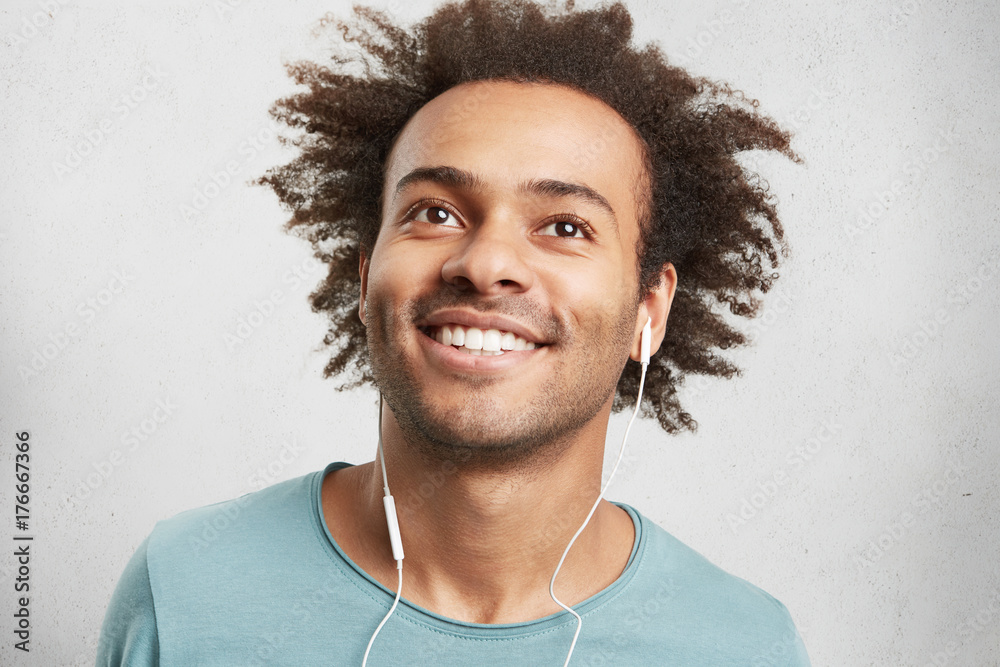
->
xmin=334 ymin=78 xmax=670 ymax=627
xmin=98 ymin=1 xmax=810 ymax=665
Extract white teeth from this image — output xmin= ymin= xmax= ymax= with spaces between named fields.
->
xmin=483 ymin=329 xmax=502 ymax=352
xmin=459 ymin=347 xmax=498 ymax=356
xmin=429 ymin=324 xmax=540 ymax=354
xmin=463 ymin=328 xmax=484 ymax=350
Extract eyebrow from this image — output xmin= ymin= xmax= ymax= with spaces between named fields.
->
xmin=393 ymin=165 xmax=619 ymax=235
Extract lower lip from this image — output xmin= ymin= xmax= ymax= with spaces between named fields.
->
xmin=416 ymin=330 xmax=543 ymax=372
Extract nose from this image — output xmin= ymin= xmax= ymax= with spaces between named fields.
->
xmin=440 ymin=217 xmax=535 ymax=295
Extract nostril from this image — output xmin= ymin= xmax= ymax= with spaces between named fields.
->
xmin=450 ymin=276 xmax=474 ymax=291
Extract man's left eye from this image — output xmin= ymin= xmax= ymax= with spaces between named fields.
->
xmin=413 ymin=206 xmax=460 ymax=227
xmin=539 ymin=221 xmax=585 ymax=238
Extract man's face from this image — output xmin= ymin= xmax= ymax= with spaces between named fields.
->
xmin=361 ymin=79 xmax=652 ymax=467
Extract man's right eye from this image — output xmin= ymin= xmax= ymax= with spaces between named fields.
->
xmin=413 ymin=206 xmax=460 ymax=227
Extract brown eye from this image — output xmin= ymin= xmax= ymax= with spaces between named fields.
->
xmin=556 ymin=222 xmax=580 ymax=237
xmin=413 ymin=206 xmax=459 ymax=227
xmin=539 ymin=221 xmax=585 ymax=238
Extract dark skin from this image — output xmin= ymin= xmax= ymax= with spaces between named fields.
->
xmin=260 ymin=0 xmax=799 ymax=437
xmin=322 ymin=80 xmax=677 ymax=624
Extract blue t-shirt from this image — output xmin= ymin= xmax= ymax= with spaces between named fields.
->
xmin=97 ymin=461 xmax=810 ymax=666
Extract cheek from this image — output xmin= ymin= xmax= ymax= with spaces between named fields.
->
xmin=542 ymin=266 xmax=631 ymax=319
xmin=571 ymin=278 xmax=638 ymax=352
xmin=363 ymin=265 xmax=405 ymax=342
xmin=371 ymin=239 xmax=446 ymax=288
xmin=364 ymin=248 xmax=441 ymax=345
xmin=366 ymin=251 xmax=418 ymax=309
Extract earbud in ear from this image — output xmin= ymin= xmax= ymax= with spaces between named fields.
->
xmin=640 ymin=317 xmax=651 ymax=365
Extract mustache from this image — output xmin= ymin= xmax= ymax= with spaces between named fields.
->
xmin=409 ymin=290 xmax=562 ymax=339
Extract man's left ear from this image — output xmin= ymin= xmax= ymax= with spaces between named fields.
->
xmin=630 ymin=263 xmax=677 ymax=362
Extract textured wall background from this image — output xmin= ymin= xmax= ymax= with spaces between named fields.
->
xmin=1 ymin=0 xmax=998 ymax=664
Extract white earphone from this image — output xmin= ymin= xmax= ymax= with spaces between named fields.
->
xmin=362 ymin=317 xmax=653 ymax=666
xmin=361 ymin=396 xmax=404 ymax=667
xmin=548 ymin=316 xmax=651 ymax=666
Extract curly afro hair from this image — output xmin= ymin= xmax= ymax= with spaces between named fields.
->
xmin=257 ymin=0 xmax=801 ymax=434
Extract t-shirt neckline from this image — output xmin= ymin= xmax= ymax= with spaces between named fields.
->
xmin=310 ymin=460 xmax=647 ymax=638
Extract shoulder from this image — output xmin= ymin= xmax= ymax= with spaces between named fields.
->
xmin=97 ymin=534 xmax=159 ymax=666
xmin=148 ymin=469 xmax=321 ymax=561
xmin=636 ymin=509 xmax=790 ymax=615
xmin=623 ymin=507 xmax=810 ymax=665
xmin=98 ymin=464 xmax=364 ymax=664
xmin=134 ymin=466 xmax=335 ymax=613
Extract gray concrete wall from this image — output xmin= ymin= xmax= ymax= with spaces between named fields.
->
xmin=1 ymin=0 xmax=997 ymax=664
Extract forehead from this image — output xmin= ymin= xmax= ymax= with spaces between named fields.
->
xmin=383 ymin=80 xmax=649 ymax=239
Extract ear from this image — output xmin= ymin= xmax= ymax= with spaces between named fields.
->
xmin=630 ymin=263 xmax=677 ymax=362
xmin=358 ymin=249 xmax=370 ymax=326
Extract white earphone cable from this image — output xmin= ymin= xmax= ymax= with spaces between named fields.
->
xmin=362 ymin=394 xmax=405 ymax=667
xmin=362 ymin=565 xmax=403 ymax=666
xmin=549 ymin=319 xmax=652 ymax=666
xmin=363 ymin=320 xmax=652 ymax=666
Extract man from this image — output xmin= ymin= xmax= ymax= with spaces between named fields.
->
xmin=98 ymin=0 xmax=809 ymax=664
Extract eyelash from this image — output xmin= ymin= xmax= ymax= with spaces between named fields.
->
xmin=403 ymin=198 xmax=596 ymax=239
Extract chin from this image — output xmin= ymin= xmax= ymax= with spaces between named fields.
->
xmin=389 ymin=392 xmax=582 ymax=471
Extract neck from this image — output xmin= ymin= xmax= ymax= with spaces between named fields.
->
xmin=323 ymin=398 xmax=635 ymax=624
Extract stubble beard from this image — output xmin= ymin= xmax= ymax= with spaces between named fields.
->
xmin=366 ymin=289 xmax=638 ymax=474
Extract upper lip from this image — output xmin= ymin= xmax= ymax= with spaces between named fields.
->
xmin=418 ymin=309 xmax=547 ymax=345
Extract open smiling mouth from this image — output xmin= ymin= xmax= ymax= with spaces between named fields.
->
xmin=419 ymin=325 xmax=543 ymax=356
